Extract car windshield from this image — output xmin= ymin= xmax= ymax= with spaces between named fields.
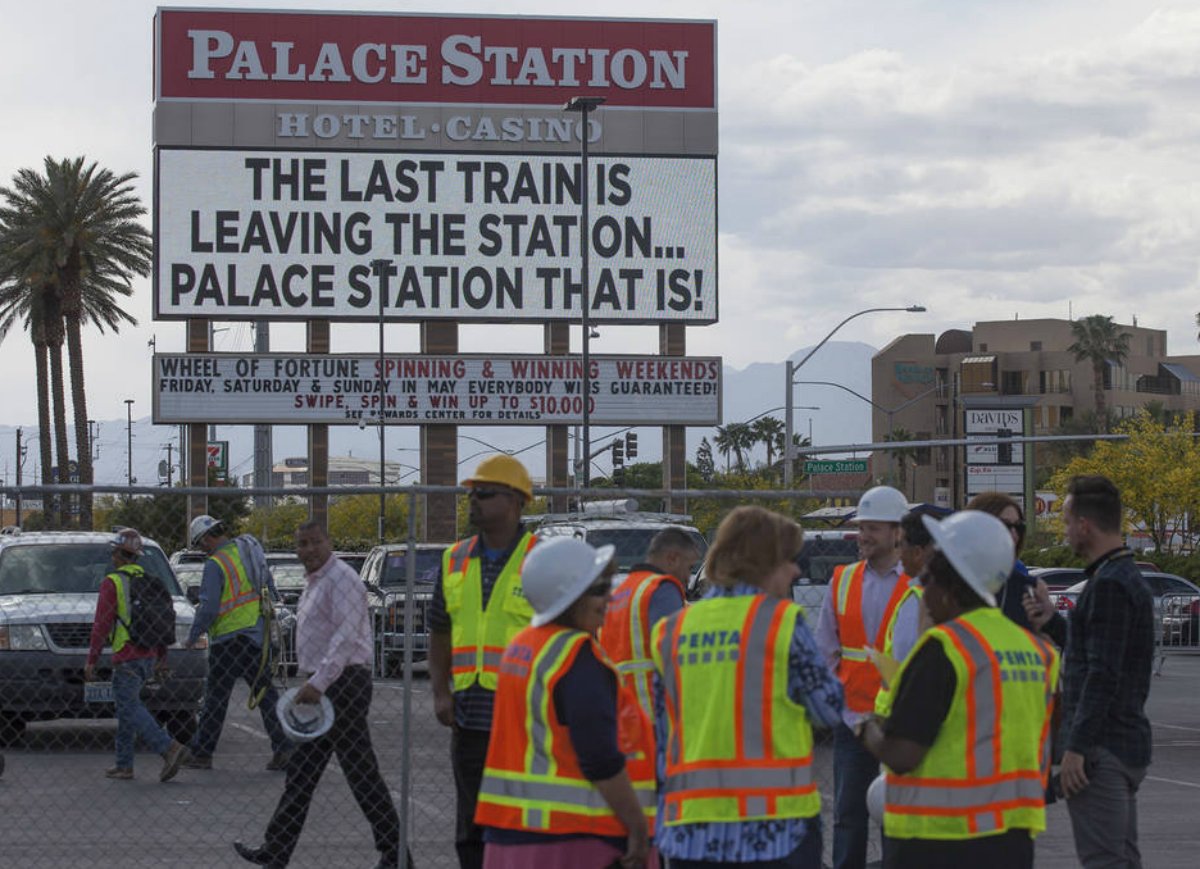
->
xmin=580 ymin=529 xmax=708 ymax=573
xmin=380 ymin=550 xmax=444 ymax=587
xmin=0 ymin=542 xmax=182 ymax=596
xmin=270 ymin=563 xmax=309 ymax=591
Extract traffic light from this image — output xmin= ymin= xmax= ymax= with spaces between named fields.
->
xmin=611 ymin=438 xmax=624 ymax=467
xmin=997 ymin=428 xmax=1012 ymax=465
xmin=625 ymin=432 xmax=638 ymax=459
xmin=612 ymin=466 xmax=626 ymax=486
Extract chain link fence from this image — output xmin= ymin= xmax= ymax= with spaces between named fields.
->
xmin=0 ymin=482 xmax=874 ymax=867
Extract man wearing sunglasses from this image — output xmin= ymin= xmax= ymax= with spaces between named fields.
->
xmin=429 ymin=454 xmax=539 ymax=869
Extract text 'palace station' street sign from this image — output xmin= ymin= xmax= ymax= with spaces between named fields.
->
xmin=153 ymin=353 xmax=721 ymax=426
xmin=152 ymin=9 xmax=717 ymax=324
xmin=804 ymin=459 xmax=869 ymax=475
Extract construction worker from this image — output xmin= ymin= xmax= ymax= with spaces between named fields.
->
xmin=476 ymin=536 xmax=655 ymax=868
xmin=815 ymin=484 xmax=915 ymax=869
xmin=652 ymin=506 xmax=843 ymax=867
xmin=183 ymin=515 xmax=291 ymax=770
xmin=599 ymin=526 xmax=698 ymax=737
xmin=858 ymin=510 xmax=1059 ymax=868
xmin=428 ymin=454 xmax=538 ymax=869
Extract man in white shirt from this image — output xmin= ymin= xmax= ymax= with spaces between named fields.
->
xmin=234 ymin=521 xmax=405 ymax=869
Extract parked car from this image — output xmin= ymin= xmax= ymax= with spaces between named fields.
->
xmin=1061 ymin=571 xmax=1200 ymax=645
xmin=336 ymin=551 xmax=369 ymax=575
xmin=1028 ymin=567 xmax=1087 ymax=614
xmin=0 ymin=530 xmax=207 ymax=745
xmin=789 ymin=529 xmax=860 ymax=617
xmin=359 ymin=543 xmax=448 ymax=675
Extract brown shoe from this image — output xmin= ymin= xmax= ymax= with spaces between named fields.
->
xmin=182 ymin=755 xmax=212 ymax=770
xmin=159 ymin=741 xmax=190 ymax=782
xmin=105 ymin=766 xmax=134 ymax=780
xmin=265 ymin=750 xmax=292 ymax=771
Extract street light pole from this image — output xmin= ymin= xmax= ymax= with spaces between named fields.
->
xmin=124 ymin=399 xmax=135 ymax=495
xmin=372 ymin=258 xmax=390 ymax=543
xmin=564 ymin=95 xmax=606 ymax=487
xmin=783 ymin=305 xmax=925 ymax=489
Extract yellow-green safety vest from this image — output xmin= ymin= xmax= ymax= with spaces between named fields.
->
xmin=208 ymin=542 xmax=262 ymax=639
xmin=652 ymin=594 xmax=820 ymax=825
xmin=883 ymin=607 xmax=1060 ymax=841
xmin=874 ymin=578 xmax=923 ymax=716
xmin=443 ymin=532 xmax=537 ymax=692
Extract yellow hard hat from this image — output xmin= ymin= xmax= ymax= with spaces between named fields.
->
xmin=461 ymin=454 xmax=533 ymax=502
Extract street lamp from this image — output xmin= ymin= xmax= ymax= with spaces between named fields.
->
xmin=372 ymin=258 xmax=390 ymax=543
xmin=124 ymin=399 xmax=135 ymax=492
xmin=783 ymin=306 xmax=926 ymax=488
xmin=564 ymin=95 xmax=606 ymax=487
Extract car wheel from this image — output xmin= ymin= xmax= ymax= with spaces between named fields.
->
xmin=157 ymin=710 xmax=197 ymax=745
xmin=0 ymin=713 xmax=27 ymax=747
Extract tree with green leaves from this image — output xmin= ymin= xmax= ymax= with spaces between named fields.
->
xmin=883 ymin=427 xmax=918 ymax=495
xmin=751 ymin=415 xmax=785 ymax=469
xmin=1068 ymin=314 xmax=1130 ymax=434
xmin=695 ymin=437 xmax=715 ymax=483
xmin=0 ymin=157 xmax=150 ymax=528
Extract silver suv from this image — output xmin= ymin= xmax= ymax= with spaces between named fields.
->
xmin=360 ymin=543 xmax=447 ymax=676
xmin=0 ymin=530 xmax=206 ymax=745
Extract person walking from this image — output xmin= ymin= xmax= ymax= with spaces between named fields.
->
xmin=234 ymin=521 xmax=406 ymax=869
xmin=183 ymin=515 xmax=291 ymax=770
xmin=966 ymin=491 xmax=1036 ymax=630
xmin=815 ymin=485 xmax=914 ymax=869
xmin=476 ymin=536 xmax=656 ymax=868
xmin=84 ymin=529 xmax=190 ymax=781
xmin=859 ymin=510 xmax=1059 ymax=868
xmin=599 ymin=526 xmax=697 ymax=736
xmin=1024 ymin=474 xmax=1154 ymax=867
xmin=428 ymin=455 xmax=539 ymax=869
xmin=652 ymin=506 xmax=844 ymax=868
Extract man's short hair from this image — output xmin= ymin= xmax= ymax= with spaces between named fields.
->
xmin=296 ymin=519 xmax=329 ymax=538
xmin=1067 ymin=474 xmax=1122 ymax=533
xmin=647 ymin=527 xmax=699 ymax=559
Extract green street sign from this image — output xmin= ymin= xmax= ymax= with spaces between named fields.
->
xmin=804 ymin=459 xmax=868 ymax=475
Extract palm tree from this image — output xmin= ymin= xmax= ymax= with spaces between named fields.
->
xmin=751 ymin=416 xmax=786 ymax=468
xmin=883 ymin=427 xmax=918 ymax=495
xmin=0 ymin=157 xmax=150 ymax=527
xmin=1068 ymin=314 xmax=1131 ymax=434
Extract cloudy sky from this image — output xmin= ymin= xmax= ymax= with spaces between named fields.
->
xmin=1 ymin=0 xmax=1198 ymax=439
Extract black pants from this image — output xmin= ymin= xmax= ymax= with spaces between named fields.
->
xmin=451 ymin=726 xmax=491 ymax=869
xmin=262 ymin=667 xmax=403 ymax=865
xmin=192 ymin=633 xmax=289 ymax=757
xmin=884 ymin=829 xmax=1033 ymax=869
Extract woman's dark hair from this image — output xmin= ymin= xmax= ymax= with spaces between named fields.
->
xmin=706 ymin=506 xmax=803 ymax=589
xmin=966 ymin=491 xmax=1026 ymax=552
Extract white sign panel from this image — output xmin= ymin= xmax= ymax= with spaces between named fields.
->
xmin=153 ymin=353 xmax=721 ymax=425
xmin=966 ymin=434 xmax=1024 ymax=465
xmin=155 ymin=150 xmax=715 ymax=323
xmin=966 ymin=464 xmax=1025 ymax=496
xmin=964 ymin=409 xmax=1022 ymax=433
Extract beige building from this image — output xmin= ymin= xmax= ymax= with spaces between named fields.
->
xmin=872 ymin=318 xmax=1200 ymax=508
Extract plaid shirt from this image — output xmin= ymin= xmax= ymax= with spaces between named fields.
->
xmin=1050 ymin=547 xmax=1154 ymax=769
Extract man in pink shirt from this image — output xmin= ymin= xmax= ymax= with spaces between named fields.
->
xmin=84 ymin=529 xmax=190 ymax=781
xmin=234 ymin=520 xmax=406 ymax=869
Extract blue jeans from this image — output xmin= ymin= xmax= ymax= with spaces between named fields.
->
xmin=191 ymin=634 xmax=289 ymax=758
xmin=833 ymin=723 xmax=880 ymax=869
xmin=113 ymin=658 xmax=173 ymax=769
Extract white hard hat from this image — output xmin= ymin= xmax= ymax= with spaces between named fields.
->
xmin=524 ymin=537 xmax=617 ymax=628
xmin=922 ymin=511 xmax=1014 ymax=607
xmin=276 ymin=688 xmax=335 ymax=743
xmin=188 ymin=515 xmax=223 ymax=548
xmin=867 ymin=774 xmax=886 ymax=823
xmin=852 ymin=486 xmax=908 ymax=524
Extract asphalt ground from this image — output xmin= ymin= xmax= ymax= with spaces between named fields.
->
xmin=0 ymin=655 xmax=1197 ymax=868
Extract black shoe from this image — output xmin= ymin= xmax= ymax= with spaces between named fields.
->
xmin=233 ymin=841 xmax=284 ymax=867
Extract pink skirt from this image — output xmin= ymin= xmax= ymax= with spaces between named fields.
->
xmin=483 ymin=840 xmax=661 ymax=869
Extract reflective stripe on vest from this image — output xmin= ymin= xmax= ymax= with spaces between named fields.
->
xmin=874 ymin=579 xmax=923 ymax=716
xmin=475 ymin=624 xmax=656 ymax=836
xmin=106 ymin=564 xmax=144 ymax=653
xmin=652 ymin=594 xmax=818 ymax=825
xmin=599 ymin=569 xmax=685 ymax=732
xmin=884 ymin=608 xmax=1061 ymax=840
xmin=209 ymin=543 xmax=260 ymax=639
xmin=444 ymin=532 xmax=538 ymax=692
xmin=831 ymin=560 xmax=911 ymax=712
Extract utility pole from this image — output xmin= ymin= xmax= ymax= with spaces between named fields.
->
xmin=165 ymin=443 xmax=174 ymax=486
xmin=125 ymin=399 xmax=135 ymax=496
xmin=15 ymin=428 xmax=25 ymax=526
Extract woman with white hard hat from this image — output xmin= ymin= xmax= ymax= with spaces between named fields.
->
xmin=856 ymin=510 xmax=1061 ymax=869
xmin=651 ymin=506 xmax=845 ymax=868
xmin=475 ymin=536 xmax=657 ymax=869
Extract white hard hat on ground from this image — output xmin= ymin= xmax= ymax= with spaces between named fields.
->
xmin=867 ymin=774 xmax=886 ymax=823
xmin=922 ymin=511 xmax=1014 ymax=607
xmin=188 ymin=515 xmax=223 ymax=548
xmin=851 ymin=486 xmax=909 ymax=524
xmin=276 ymin=688 xmax=335 ymax=743
xmin=524 ymin=537 xmax=616 ymax=628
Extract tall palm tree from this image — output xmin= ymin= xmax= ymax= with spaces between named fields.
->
xmin=0 ymin=157 xmax=150 ymax=527
xmin=883 ymin=427 xmax=918 ymax=495
xmin=1068 ymin=314 xmax=1131 ymax=434
xmin=751 ymin=416 xmax=786 ymax=468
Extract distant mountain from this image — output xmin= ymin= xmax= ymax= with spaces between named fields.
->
xmin=0 ymin=342 xmax=875 ymax=488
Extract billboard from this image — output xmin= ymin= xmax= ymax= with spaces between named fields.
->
xmin=964 ymin=407 xmax=1026 ymax=498
xmin=152 ymin=9 xmax=718 ymax=324
xmin=153 ymin=353 xmax=721 ymax=425
xmin=155 ymin=150 xmax=714 ymax=322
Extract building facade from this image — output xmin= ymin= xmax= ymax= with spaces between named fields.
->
xmin=873 ymin=318 xmax=1200 ymax=508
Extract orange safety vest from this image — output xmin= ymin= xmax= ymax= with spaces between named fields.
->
xmin=476 ymin=623 xmax=657 ymax=836
xmin=830 ymin=560 xmax=911 ymax=713
xmin=598 ymin=568 xmax=686 ymax=730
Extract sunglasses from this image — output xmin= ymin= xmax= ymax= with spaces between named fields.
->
xmin=1004 ymin=520 xmax=1026 ymax=534
xmin=469 ymin=487 xmax=508 ymax=500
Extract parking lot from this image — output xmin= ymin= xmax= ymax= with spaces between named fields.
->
xmin=0 ymin=655 xmax=1197 ymax=867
